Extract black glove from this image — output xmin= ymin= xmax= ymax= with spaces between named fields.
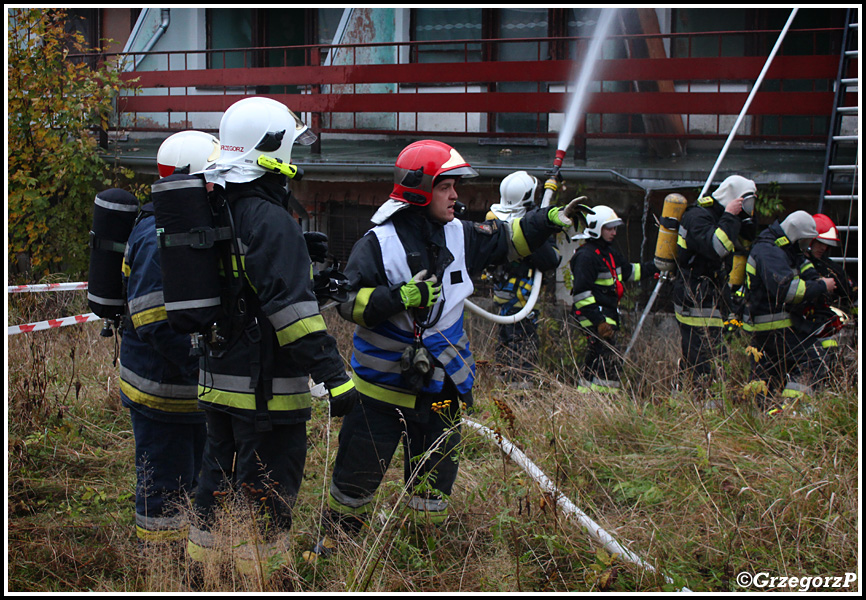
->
xmin=327 ymin=379 xmax=359 ymax=418
xmin=304 ymin=231 xmax=329 ymax=263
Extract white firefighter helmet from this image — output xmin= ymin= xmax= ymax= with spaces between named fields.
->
xmin=583 ymin=205 xmax=623 ymax=239
xmin=489 ymin=171 xmax=538 ymax=221
xmin=712 ymin=175 xmax=757 ymax=215
xmin=780 ymin=210 xmax=818 ymax=245
xmin=215 ymin=96 xmax=317 ymax=183
xmin=157 ymin=130 xmax=220 ymax=178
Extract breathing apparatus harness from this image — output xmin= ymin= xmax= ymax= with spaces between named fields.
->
xmin=400 ymin=245 xmax=454 ymax=394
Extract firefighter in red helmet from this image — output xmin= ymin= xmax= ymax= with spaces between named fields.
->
xmin=304 ymin=139 xmax=587 ymax=561
xmin=795 ymin=213 xmax=857 ymax=383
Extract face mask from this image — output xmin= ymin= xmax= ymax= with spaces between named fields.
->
xmin=741 ymin=192 xmax=756 ymax=217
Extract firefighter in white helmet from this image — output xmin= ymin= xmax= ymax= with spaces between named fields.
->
xmin=304 ymin=141 xmax=586 ymax=561
xmin=120 ymin=130 xmax=218 ymax=550
xmin=673 ymin=175 xmax=758 ymax=388
xmin=743 ymin=211 xmax=836 ymax=412
xmin=186 ymin=97 xmax=358 ymax=573
xmin=570 ymin=204 xmax=657 ymax=393
xmin=486 ymin=171 xmax=561 ymax=384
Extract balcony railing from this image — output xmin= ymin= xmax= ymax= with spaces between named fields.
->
xmin=107 ymin=27 xmax=853 ymax=149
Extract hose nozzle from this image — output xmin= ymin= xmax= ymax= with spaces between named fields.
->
xmin=553 ymin=148 xmax=566 ymax=169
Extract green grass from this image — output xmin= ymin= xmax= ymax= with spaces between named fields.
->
xmin=6 ymin=288 xmax=860 ymax=592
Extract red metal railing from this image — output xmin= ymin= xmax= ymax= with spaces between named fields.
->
xmin=110 ymin=27 xmax=855 ymax=143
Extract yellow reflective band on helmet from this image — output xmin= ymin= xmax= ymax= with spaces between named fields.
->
xmin=352 ymin=374 xmax=416 ymax=408
xmin=329 ymin=379 xmax=355 ymax=396
xmin=275 ymin=314 xmax=327 ymax=346
xmin=510 ymin=217 xmax=531 ymax=257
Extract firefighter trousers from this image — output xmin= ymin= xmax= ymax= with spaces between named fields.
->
xmin=192 ymin=409 xmax=307 ymax=535
xmin=326 ymin=390 xmax=462 ymax=534
xmin=496 ymin=311 xmax=539 ymax=376
xmin=750 ymin=328 xmax=820 ymax=402
xmin=129 ymin=409 xmax=206 ymax=543
xmin=678 ymin=322 xmax=726 ymax=383
xmin=581 ymin=331 xmax=622 ymax=393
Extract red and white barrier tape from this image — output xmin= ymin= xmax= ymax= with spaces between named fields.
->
xmin=8 ymin=282 xmax=89 ymax=293
xmin=8 ymin=313 xmax=101 ymax=336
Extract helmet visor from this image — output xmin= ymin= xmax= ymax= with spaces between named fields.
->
xmin=440 ymin=165 xmax=479 ymax=179
xmin=288 ymin=109 xmax=317 ymax=146
xmin=741 ymin=192 xmax=756 ymax=217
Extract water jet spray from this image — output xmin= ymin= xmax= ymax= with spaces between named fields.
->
xmin=465 ymin=8 xmax=619 ymax=325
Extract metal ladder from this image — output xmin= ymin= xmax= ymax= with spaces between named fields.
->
xmin=818 ymin=8 xmax=858 ymax=265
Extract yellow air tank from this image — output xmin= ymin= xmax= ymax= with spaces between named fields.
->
xmin=654 ymin=193 xmax=688 ymax=272
xmin=729 ymin=251 xmax=748 ymax=287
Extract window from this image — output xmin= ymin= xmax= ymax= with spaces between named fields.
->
xmin=411 ymin=8 xmax=483 ymax=63
xmin=494 ymin=8 xmax=550 ymax=134
xmin=206 ymin=8 xmax=307 ymax=93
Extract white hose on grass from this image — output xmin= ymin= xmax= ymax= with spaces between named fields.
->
xmin=462 ymin=417 xmax=692 ymax=592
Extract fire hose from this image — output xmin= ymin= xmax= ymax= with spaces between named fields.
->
xmin=462 ymin=417 xmax=692 ymax=592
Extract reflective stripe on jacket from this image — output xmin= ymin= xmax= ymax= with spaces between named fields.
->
xmin=196 ymin=174 xmax=350 ymax=422
xmin=569 ymin=238 xmax=641 ymax=329
xmin=743 ymin=221 xmax=827 ymax=332
xmin=350 ymin=220 xmax=474 ymax=407
xmin=673 ymin=199 xmax=743 ymax=327
xmin=120 ymin=211 xmax=202 ymax=418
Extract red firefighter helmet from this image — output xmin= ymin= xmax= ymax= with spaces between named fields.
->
xmin=812 ymin=213 xmax=840 ymax=247
xmin=389 ymin=140 xmax=478 ymax=206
